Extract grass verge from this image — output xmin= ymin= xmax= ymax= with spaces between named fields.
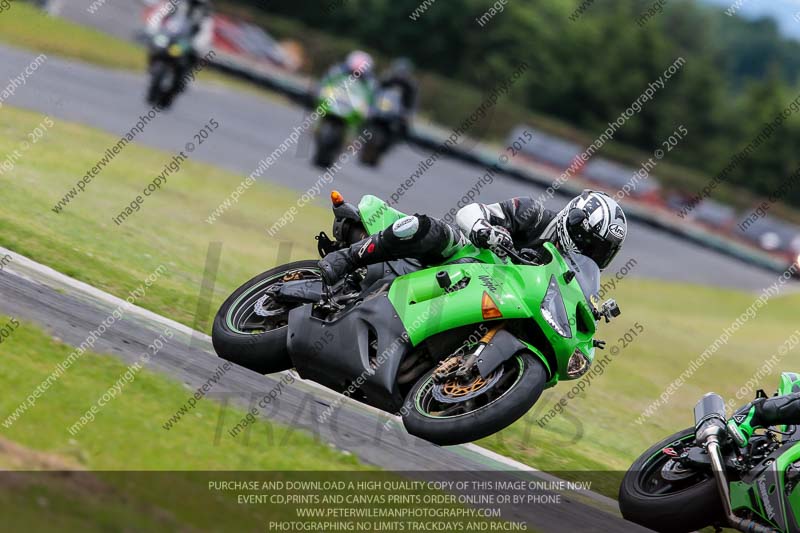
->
xmin=0 ymin=4 xmax=145 ymax=70
xmin=0 ymin=315 xmax=367 ymax=530
xmin=0 ymin=105 xmax=328 ymax=327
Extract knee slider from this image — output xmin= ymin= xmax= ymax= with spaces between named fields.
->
xmin=391 ymin=215 xmax=422 ymax=241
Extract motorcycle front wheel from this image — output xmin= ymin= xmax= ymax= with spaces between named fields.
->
xmin=402 ymin=351 xmax=546 ymax=446
xmin=146 ymin=60 xmax=167 ymax=105
xmin=212 ymin=260 xmax=321 ymax=374
xmin=359 ymin=124 xmax=388 ymax=167
xmin=619 ymin=428 xmax=724 ymax=532
xmin=313 ymin=118 xmax=345 ymax=168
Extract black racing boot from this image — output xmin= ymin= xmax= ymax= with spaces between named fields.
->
xmin=318 ymin=234 xmax=393 ymax=285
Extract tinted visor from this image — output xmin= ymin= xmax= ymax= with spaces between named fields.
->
xmin=567 ymin=222 xmax=621 ymax=269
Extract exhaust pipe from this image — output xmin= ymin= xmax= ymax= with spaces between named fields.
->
xmin=695 ymin=394 xmax=777 ymax=533
xmin=706 ymin=437 xmax=775 ymax=533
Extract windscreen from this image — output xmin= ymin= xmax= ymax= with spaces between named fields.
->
xmin=565 ymin=252 xmax=601 ymax=303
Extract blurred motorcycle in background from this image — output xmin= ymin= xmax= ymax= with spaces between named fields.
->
xmin=359 ymin=86 xmax=408 ymax=167
xmin=313 ymin=70 xmax=373 ymax=168
xmin=146 ymin=16 xmax=194 ymax=109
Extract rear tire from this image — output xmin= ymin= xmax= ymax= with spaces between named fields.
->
xmin=402 ymin=352 xmax=546 ymax=446
xmin=619 ymin=428 xmax=724 ymax=532
xmin=212 ymin=260 xmax=321 ymax=374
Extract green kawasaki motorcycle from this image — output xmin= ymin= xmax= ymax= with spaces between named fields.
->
xmin=620 ymin=374 xmax=800 ymax=532
xmin=212 ymin=194 xmax=621 ymax=445
xmin=313 ymin=72 xmax=373 ymax=168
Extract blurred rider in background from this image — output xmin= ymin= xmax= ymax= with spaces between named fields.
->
xmin=146 ymin=0 xmax=214 ymax=59
xmin=379 ymin=58 xmax=418 ymax=116
xmin=323 ymin=50 xmax=377 ymax=92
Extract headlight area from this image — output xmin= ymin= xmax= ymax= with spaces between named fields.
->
xmin=541 ymin=275 xmax=572 ymax=338
xmin=154 ymin=35 xmax=169 ymax=48
xmin=566 ymin=348 xmax=592 ymax=378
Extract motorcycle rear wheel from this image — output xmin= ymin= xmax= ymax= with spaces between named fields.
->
xmin=402 ymin=351 xmax=546 ymax=446
xmin=212 ymin=260 xmax=321 ymax=374
xmin=619 ymin=428 xmax=724 ymax=532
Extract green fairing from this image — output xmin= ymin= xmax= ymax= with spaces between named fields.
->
xmin=728 ymin=443 xmax=800 ymax=530
xmin=317 ymin=73 xmax=373 ymax=126
xmin=357 ymin=196 xmax=597 ymax=386
xmin=778 ymin=372 xmax=800 ymax=397
xmin=358 ymin=194 xmax=407 ymax=234
xmin=776 ymin=442 xmax=800 ymax=528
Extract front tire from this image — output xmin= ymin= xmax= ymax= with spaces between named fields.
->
xmin=212 ymin=260 xmax=321 ymax=374
xmin=313 ymin=119 xmax=344 ymax=168
xmin=147 ymin=60 xmax=167 ymax=105
xmin=402 ymin=352 xmax=546 ymax=446
xmin=619 ymin=428 xmax=724 ymax=532
xmin=359 ymin=125 xmax=387 ymax=167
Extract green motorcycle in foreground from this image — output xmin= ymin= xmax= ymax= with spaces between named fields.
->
xmin=212 ymin=194 xmax=621 ymax=445
xmin=313 ymin=72 xmax=373 ymax=168
xmin=620 ymin=374 xmax=800 ymax=532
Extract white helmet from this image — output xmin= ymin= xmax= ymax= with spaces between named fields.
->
xmin=555 ymin=190 xmax=627 ymax=269
xmin=345 ymin=50 xmax=374 ymax=75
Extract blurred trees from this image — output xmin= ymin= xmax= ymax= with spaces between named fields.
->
xmin=249 ymin=0 xmax=800 ymax=206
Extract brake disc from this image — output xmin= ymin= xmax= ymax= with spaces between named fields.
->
xmin=253 ymin=294 xmax=285 ymax=318
xmin=661 ymin=458 xmax=696 ymax=481
xmin=431 ymin=366 xmax=504 ymax=404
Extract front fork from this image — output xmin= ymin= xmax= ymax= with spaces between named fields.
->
xmin=695 ymin=393 xmax=777 ymax=533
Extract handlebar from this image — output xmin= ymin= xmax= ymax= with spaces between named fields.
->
xmin=754 ymin=392 xmax=800 ymax=427
xmin=496 ymin=244 xmax=531 ymax=265
xmin=495 ymin=244 xmax=547 ymax=267
xmin=726 ymin=391 xmax=800 ymax=448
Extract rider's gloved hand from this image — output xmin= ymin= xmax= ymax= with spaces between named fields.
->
xmin=752 ymin=392 xmax=800 ymax=427
xmin=520 ymin=247 xmax=550 ymax=265
xmin=469 ymin=220 xmax=513 ymax=254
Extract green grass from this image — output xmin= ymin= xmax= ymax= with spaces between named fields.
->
xmin=0 ymin=316 xmax=370 ymax=531
xmin=0 ymin=4 xmax=146 ymax=70
xmin=0 ymin=316 xmax=366 ymax=470
xmin=0 ymin=106 xmax=329 ymax=328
